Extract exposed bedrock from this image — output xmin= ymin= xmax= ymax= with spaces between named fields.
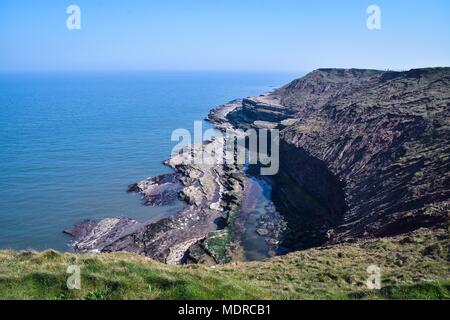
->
xmin=66 ymin=136 xmax=247 ymax=264
xmin=227 ymin=67 xmax=450 ymax=245
xmin=267 ymin=140 xmax=347 ymax=250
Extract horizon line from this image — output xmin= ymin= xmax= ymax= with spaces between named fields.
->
xmin=1 ymin=65 xmax=448 ymax=75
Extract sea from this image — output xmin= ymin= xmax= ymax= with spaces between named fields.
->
xmin=0 ymin=71 xmax=296 ymax=251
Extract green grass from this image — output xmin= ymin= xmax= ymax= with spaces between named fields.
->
xmin=204 ymin=188 xmax=246 ymax=263
xmin=0 ymin=228 xmax=448 ymax=300
xmin=204 ymin=229 xmax=232 ymax=263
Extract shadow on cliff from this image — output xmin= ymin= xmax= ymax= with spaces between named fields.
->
xmin=250 ymin=140 xmax=348 ymax=251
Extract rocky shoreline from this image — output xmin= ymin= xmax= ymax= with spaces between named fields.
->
xmin=66 ymin=67 xmax=449 ymax=265
xmin=65 ymin=101 xmax=256 ymax=264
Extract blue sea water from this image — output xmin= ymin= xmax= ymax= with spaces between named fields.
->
xmin=0 ymin=71 xmax=296 ymax=251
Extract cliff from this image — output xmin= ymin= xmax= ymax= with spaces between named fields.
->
xmin=225 ymin=68 xmax=449 ymax=247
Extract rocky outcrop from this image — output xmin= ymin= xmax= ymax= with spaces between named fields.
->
xmin=66 ymin=67 xmax=449 ymax=263
xmin=226 ymin=67 xmax=450 ymax=246
xmin=67 ymin=114 xmax=247 ymax=264
xmin=127 ymin=173 xmax=183 ymax=206
xmin=64 ymin=217 xmax=141 ymax=253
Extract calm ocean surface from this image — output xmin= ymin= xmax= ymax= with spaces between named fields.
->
xmin=0 ymin=71 xmax=296 ymax=251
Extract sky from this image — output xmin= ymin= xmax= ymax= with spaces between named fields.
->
xmin=0 ymin=0 xmax=449 ymax=72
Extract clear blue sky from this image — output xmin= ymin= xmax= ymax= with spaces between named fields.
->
xmin=1 ymin=0 xmax=449 ymax=72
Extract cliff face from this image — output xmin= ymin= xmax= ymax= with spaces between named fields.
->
xmin=227 ymin=68 xmax=449 ymax=245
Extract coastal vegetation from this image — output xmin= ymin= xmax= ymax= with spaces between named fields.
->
xmin=0 ymin=228 xmax=448 ymax=300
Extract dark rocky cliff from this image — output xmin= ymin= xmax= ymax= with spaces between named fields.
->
xmin=227 ymin=68 xmax=449 ymax=246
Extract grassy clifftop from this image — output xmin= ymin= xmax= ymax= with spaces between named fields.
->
xmin=0 ymin=227 xmax=448 ymax=300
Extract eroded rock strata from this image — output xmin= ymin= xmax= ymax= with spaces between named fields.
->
xmin=227 ymin=67 xmax=449 ymax=248
xmin=67 ymin=67 xmax=449 ymax=264
xmin=67 ymin=119 xmax=248 ymax=264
